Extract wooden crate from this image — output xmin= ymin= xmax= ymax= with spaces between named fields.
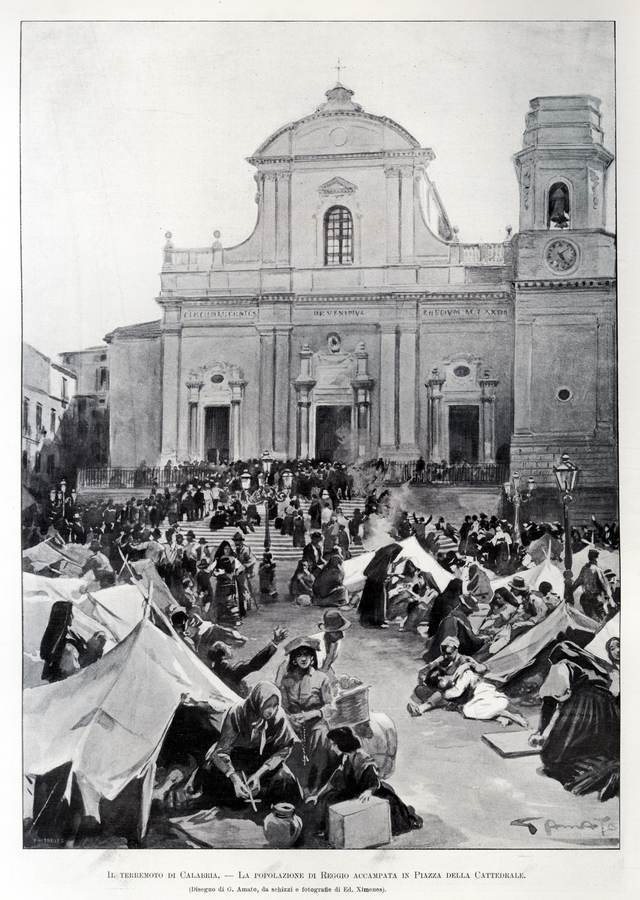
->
xmin=328 ymin=796 xmax=391 ymax=849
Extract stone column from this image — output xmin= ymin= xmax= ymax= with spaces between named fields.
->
xmin=379 ymin=324 xmax=397 ymax=451
xmin=228 ymin=372 xmax=247 ymax=461
xmin=385 ymin=166 xmax=400 ymax=263
xmin=426 ymin=369 xmax=445 ymax=462
xmin=352 ymin=342 xmax=375 ymax=460
xmin=160 ymin=322 xmax=181 ymax=463
xmin=398 ymin=327 xmax=418 ymax=452
xmin=399 ymin=167 xmax=414 ymax=262
xmin=274 ymin=326 xmax=292 ymax=456
xmin=275 ymin=172 xmax=292 ymax=266
xmin=262 ymin=172 xmax=277 ymax=264
xmin=259 ymin=328 xmax=275 ymax=451
xmin=294 ymin=344 xmax=316 ymax=459
xmin=479 ymin=371 xmax=499 ymax=462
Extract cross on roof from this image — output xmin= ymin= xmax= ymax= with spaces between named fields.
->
xmin=335 ymin=58 xmax=346 ymax=83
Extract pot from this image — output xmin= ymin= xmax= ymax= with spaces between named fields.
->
xmin=263 ymin=802 xmax=303 ymax=848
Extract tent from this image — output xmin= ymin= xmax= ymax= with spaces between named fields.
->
xmin=485 ymin=601 xmax=599 ymax=684
xmin=586 ymin=613 xmax=619 ymax=662
xmin=490 ymin=558 xmax=565 ymax=598
xmin=23 ymin=617 xmax=238 ymax=836
xmin=526 ymin=532 xmax=563 ymax=565
xmin=572 ymin=543 xmax=620 ymax=577
xmin=22 ymin=540 xmax=92 ymax=576
xmin=343 ymin=535 xmax=452 ymax=593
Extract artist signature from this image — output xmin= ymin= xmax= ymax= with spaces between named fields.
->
xmin=510 ymin=816 xmax=618 ymax=838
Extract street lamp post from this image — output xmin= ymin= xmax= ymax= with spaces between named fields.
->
xmin=281 ymin=468 xmax=293 ymax=494
xmin=504 ymin=472 xmax=536 ymax=544
xmin=553 ymin=453 xmax=580 ymax=576
xmin=240 ymin=470 xmax=252 ymax=493
xmin=260 ymin=450 xmax=274 ymax=553
xmin=60 ymin=478 xmax=67 ymax=518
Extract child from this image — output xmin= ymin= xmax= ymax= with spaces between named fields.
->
xmin=306 ymin=726 xmax=422 ymax=838
xmin=259 ymin=552 xmax=278 ymax=602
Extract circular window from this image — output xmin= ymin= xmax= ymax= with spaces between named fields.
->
xmin=453 ymin=365 xmax=471 ymax=378
xmin=211 ymin=373 xmax=224 ymax=384
xmin=556 ymin=387 xmax=572 ymax=402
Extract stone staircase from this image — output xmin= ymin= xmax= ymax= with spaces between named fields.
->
xmin=180 ymin=500 xmax=369 ymax=564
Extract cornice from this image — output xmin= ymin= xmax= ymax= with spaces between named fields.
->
xmin=515 ymin=278 xmax=616 ymax=291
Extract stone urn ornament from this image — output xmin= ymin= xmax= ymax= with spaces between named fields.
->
xmin=263 ymin=803 xmax=303 ymax=848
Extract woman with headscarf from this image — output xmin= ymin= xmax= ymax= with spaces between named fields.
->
xmin=289 ymin=559 xmax=315 ymax=603
xmin=426 ymin=577 xmax=463 ymax=638
xmin=202 ymin=681 xmax=302 ymax=808
xmin=212 ymin=556 xmax=241 ymax=627
xmin=306 ymin=725 xmax=423 ymax=838
xmin=280 ymin=637 xmax=334 ymax=792
xmin=528 ymin=641 xmax=619 ymax=801
xmin=312 ymin=550 xmax=348 ymax=608
xmin=39 ymin=601 xmax=86 ymax=683
xmin=358 ymin=543 xmax=403 ymax=628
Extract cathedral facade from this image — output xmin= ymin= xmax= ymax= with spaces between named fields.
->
xmin=104 ymin=84 xmax=616 ymax=496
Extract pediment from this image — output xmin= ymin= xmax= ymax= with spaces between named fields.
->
xmin=318 ymin=176 xmax=358 ymax=196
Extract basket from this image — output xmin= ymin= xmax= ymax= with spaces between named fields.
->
xmin=328 ymin=680 xmax=371 ymax=727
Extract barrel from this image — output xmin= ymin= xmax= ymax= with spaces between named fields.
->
xmin=354 ymin=712 xmax=398 ymax=779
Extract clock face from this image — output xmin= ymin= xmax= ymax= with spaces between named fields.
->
xmin=545 ymin=239 xmax=578 ymax=273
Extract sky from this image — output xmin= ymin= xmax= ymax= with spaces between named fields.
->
xmin=20 ymin=20 xmax=615 ymax=358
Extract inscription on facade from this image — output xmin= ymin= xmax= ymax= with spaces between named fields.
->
xmin=182 ymin=308 xmax=257 ymax=321
xmin=421 ymin=306 xmax=511 ymax=321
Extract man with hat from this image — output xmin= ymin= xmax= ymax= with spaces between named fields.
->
xmin=573 ymin=549 xmax=613 ymax=621
xmin=302 ymin=531 xmax=325 ymax=576
xmin=505 ymin=574 xmax=547 ymax=633
xmin=80 ymin=537 xmax=115 ymax=588
xmin=233 ymin=531 xmax=257 ymax=611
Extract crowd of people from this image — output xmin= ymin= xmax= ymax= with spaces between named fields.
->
xmin=25 ymin=457 xmax=621 ymax=847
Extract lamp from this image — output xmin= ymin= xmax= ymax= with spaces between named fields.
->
xmin=282 ymin=468 xmax=293 ymax=492
xmin=261 ymin=450 xmax=273 ymax=477
xmin=553 ymin=454 xmax=579 ymax=495
xmin=553 ymin=453 xmax=580 ymax=579
xmin=240 ymin=470 xmax=251 ymax=491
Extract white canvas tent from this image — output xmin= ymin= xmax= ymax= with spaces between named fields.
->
xmin=343 ymin=536 xmax=452 ymax=593
xmin=485 ymin=602 xmax=598 ymax=684
xmin=490 ymin=558 xmax=565 ymax=598
xmin=586 ymin=613 xmax=619 ymax=662
xmin=24 ymin=617 xmax=238 ymax=835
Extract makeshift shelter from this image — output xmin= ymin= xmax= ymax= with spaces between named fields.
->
xmin=490 ymin=558 xmax=565 ymax=598
xmin=526 ymin=532 xmax=563 ymax=564
xmin=343 ymin=536 xmax=452 ymax=593
xmin=485 ymin=602 xmax=598 ymax=684
xmin=586 ymin=613 xmax=620 ymax=662
xmin=24 ymin=618 xmax=238 ymax=838
xmin=22 ymin=540 xmax=92 ymax=577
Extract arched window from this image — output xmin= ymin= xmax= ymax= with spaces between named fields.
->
xmin=324 ymin=205 xmax=353 ymax=265
xmin=548 ymin=182 xmax=570 ymax=229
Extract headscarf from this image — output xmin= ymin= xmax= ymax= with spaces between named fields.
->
xmin=547 ymin=640 xmax=610 ymax=680
xmin=363 ymin=543 xmax=403 ymax=582
xmin=214 ymin=539 xmax=234 ymax=561
xmin=246 ymin=682 xmax=285 ymax=755
xmin=40 ymin=601 xmax=76 ymax=680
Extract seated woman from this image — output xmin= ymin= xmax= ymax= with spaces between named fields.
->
xmin=280 ymin=637 xmax=334 ymax=793
xmin=306 ymin=726 xmax=422 ymax=838
xmin=528 ymin=641 xmax=619 ymax=801
xmin=39 ymin=601 xmax=104 ymax=683
xmin=202 ymin=681 xmax=302 ymax=809
xmin=289 ymin=559 xmax=315 ymax=603
xmin=312 ymin=550 xmax=348 ymax=608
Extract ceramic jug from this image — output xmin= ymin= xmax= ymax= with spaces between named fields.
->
xmin=263 ymin=803 xmax=303 ymax=848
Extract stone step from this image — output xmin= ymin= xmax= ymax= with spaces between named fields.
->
xmin=183 ymin=521 xmax=368 ymax=561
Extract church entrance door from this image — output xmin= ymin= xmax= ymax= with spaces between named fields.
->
xmin=448 ymin=405 xmax=479 ymax=463
xmin=315 ymin=405 xmax=352 ymax=462
xmin=204 ymin=406 xmax=230 ymax=464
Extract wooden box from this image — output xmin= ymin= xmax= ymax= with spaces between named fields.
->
xmin=327 ymin=796 xmax=391 ymax=849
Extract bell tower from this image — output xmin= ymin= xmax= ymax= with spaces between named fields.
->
xmin=510 ymin=96 xmax=617 ymax=518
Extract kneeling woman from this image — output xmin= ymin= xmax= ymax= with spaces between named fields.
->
xmin=306 ymin=726 xmax=423 ymax=837
xmin=202 ymin=682 xmax=303 ymax=808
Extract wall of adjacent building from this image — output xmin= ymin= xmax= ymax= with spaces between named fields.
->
xmin=108 ymin=337 xmax=162 ymax=466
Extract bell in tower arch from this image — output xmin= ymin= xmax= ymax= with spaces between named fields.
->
xmin=548 ymin=182 xmax=571 ymax=229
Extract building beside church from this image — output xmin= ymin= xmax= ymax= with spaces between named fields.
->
xmin=98 ymin=83 xmax=615 ymax=502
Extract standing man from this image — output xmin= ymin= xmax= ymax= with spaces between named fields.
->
xmin=233 ymin=531 xmax=257 ymax=611
xmin=573 ymin=549 xmax=613 ymax=621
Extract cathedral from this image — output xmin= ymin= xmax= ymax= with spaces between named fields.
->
xmin=102 ymin=82 xmax=616 ymax=501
